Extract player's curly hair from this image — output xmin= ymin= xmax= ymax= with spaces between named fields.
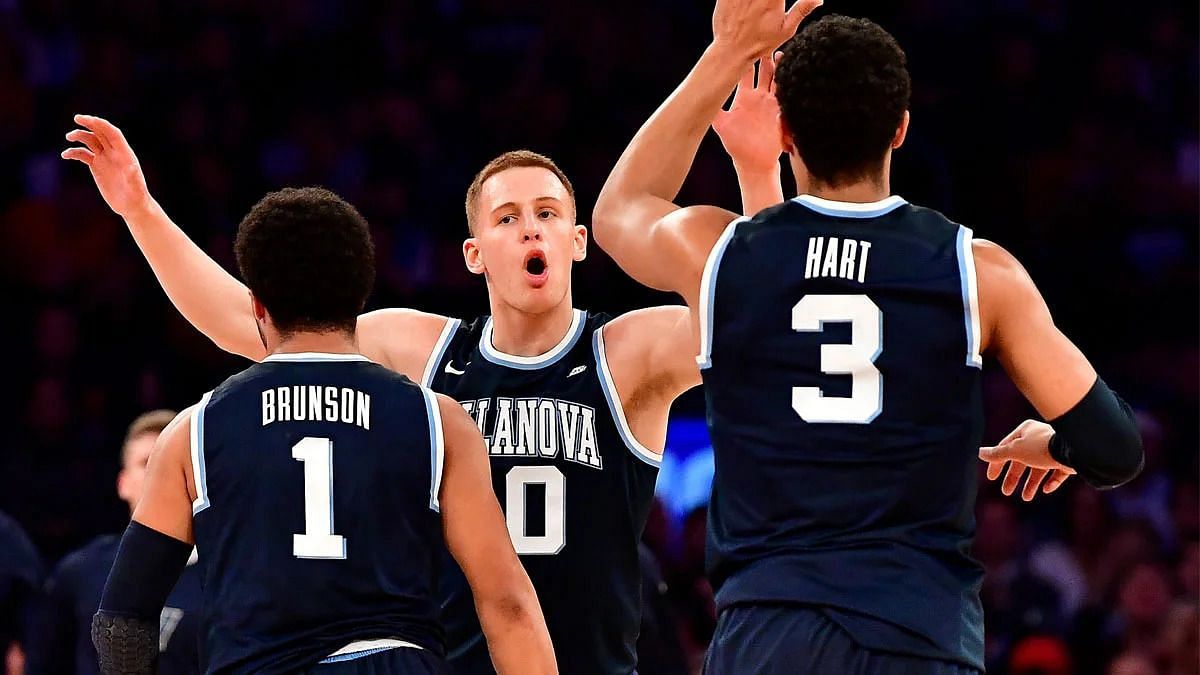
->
xmin=775 ymin=15 xmax=911 ymax=187
xmin=234 ymin=187 xmax=375 ymax=336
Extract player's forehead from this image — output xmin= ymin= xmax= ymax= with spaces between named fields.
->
xmin=123 ymin=432 xmax=157 ymax=463
xmin=478 ymin=166 xmax=570 ymax=210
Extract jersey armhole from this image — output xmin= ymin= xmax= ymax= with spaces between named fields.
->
xmin=420 ymin=388 xmax=446 ymax=513
xmin=955 ymin=226 xmax=984 ymax=368
xmin=592 ymin=326 xmax=663 ymax=468
xmin=189 ymin=391 xmax=215 ymax=515
xmin=696 ymin=216 xmax=747 ymax=370
xmin=420 ymin=318 xmax=462 ymax=387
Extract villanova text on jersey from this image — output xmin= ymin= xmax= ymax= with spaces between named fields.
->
xmin=190 ymin=353 xmax=446 ymax=674
xmin=423 ymin=310 xmax=659 ymax=675
xmin=698 ymin=195 xmax=987 ymax=670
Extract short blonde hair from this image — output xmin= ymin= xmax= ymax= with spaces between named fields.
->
xmin=464 ymin=150 xmax=575 ymax=234
xmin=122 ymin=409 xmax=177 ymax=466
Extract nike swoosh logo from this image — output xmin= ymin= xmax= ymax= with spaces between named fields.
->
xmin=568 ymin=365 xmax=587 ymax=378
xmin=445 ymin=362 xmax=468 ymax=376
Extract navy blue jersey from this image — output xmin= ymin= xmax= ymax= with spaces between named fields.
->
xmin=698 ymin=195 xmax=985 ymax=669
xmin=190 ymin=353 xmax=446 ymax=674
xmin=423 ymin=310 xmax=659 ymax=675
xmin=24 ymin=535 xmax=200 ymax=675
xmin=0 ymin=511 xmax=41 ymax=653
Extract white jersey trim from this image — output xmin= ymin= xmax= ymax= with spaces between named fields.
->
xmin=793 ymin=194 xmax=908 ymax=218
xmin=262 ymin=352 xmax=373 ymax=363
xmin=696 ymin=217 xmax=747 ymax=370
xmin=189 ymin=391 xmax=215 ymax=515
xmin=421 ymin=387 xmax=446 ymax=512
xmin=593 ymin=326 xmax=663 ymax=468
xmin=480 ymin=309 xmax=586 ymax=370
xmin=956 ymin=226 xmax=984 ymax=368
xmin=421 ymin=318 xmax=462 ymax=387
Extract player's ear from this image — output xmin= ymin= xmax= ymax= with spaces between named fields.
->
xmin=892 ymin=111 xmax=910 ymax=150
xmin=572 ymin=223 xmax=588 ymax=262
xmin=250 ymin=293 xmax=267 ymax=322
xmin=463 ymin=237 xmax=485 ymax=276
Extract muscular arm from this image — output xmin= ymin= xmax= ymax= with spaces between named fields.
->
xmin=62 ymin=115 xmax=449 ymax=374
xmin=436 ymin=395 xmax=556 ymax=675
xmin=977 ymin=240 xmax=1143 ymax=488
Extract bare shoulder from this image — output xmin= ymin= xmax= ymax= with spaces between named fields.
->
xmin=973 ymin=238 xmax=1039 ymax=303
xmin=603 ymin=305 xmax=691 ymax=348
xmin=356 ymin=308 xmax=451 ymax=377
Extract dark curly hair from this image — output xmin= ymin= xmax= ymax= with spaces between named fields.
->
xmin=775 ymin=15 xmax=911 ymax=187
xmin=234 ymin=187 xmax=375 ymax=336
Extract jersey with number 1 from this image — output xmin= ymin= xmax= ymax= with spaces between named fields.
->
xmin=423 ymin=310 xmax=660 ymax=675
xmin=190 ymin=353 xmax=446 ymax=674
xmin=699 ymin=195 xmax=986 ymax=670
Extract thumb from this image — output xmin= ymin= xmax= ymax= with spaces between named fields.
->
xmin=978 ymin=443 xmax=1010 ymax=462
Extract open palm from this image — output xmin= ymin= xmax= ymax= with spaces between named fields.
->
xmin=713 ymin=53 xmax=785 ymax=174
xmin=62 ymin=114 xmax=152 ymax=219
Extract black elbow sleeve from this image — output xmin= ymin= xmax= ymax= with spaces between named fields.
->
xmin=1048 ymin=377 xmax=1145 ymax=489
xmin=91 ymin=612 xmax=158 ymax=675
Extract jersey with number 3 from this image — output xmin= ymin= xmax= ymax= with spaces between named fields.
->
xmin=424 ymin=310 xmax=659 ymax=675
xmin=699 ymin=196 xmax=986 ymax=670
xmin=190 ymin=353 xmax=445 ymax=674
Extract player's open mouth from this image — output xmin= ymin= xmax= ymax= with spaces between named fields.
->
xmin=524 ymin=250 xmax=549 ymax=286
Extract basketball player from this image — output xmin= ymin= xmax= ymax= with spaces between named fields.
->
xmin=591 ymin=2 xmax=1145 ymax=673
xmin=25 ymin=411 xmax=201 ymax=675
xmin=69 ymin=186 xmax=554 ymax=673
xmin=64 ymin=116 xmax=706 ymax=674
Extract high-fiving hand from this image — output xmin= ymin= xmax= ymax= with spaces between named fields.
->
xmin=713 ymin=52 xmax=785 ymax=174
xmin=712 ymin=0 xmax=823 ymax=61
xmin=61 ymin=115 xmax=154 ymax=220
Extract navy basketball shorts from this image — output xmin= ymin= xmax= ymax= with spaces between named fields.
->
xmin=703 ymin=604 xmax=982 ymax=675
xmin=307 ymin=646 xmax=451 ymax=674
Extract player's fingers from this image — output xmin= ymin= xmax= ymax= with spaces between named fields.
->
xmin=767 ymin=50 xmax=783 ymax=92
xmin=61 ymin=147 xmax=95 ymax=164
xmin=783 ymin=0 xmax=823 ymax=38
xmin=76 ymin=114 xmax=126 ymax=149
xmin=979 ymin=442 xmax=1012 ymax=464
xmin=1043 ymin=469 xmax=1073 ymax=494
xmin=984 ymin=458 xmax=1007 ymax=482
xmin=65 ymin=129 xmax=103 ymax=154
xmin=1001 ymin=462 xmax=1026 ymax=496
xmin=1022 ymin=468 xmax=1050 ymax=502
xmin=760 ymin=50 xmax=778 ymax=92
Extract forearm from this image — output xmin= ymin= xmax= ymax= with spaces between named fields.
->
xmin=594 ymin=43 xmax=752 ymax=246
xmin=477 ymin=592 xmax=556 ymax=674
xmin=733 ymin=163 xmax=784 ymax=215
xmin=124 ymin=200 xmax=265 ymax=360
xmin=1048 ymin=378 xmax=1144 ymax=489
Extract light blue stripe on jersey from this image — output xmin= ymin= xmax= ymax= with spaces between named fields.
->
xmin=793 ymin=194 xmax=908 ymax=218
xmin=955 ymin=225 xmax=984 ymax=368
xmin=420 ymin=387 xmax=445 ymax=512
xmin=422 ymin=318 xmax=461 ymax=387
xmin=480 ymin=309 xmax=586 ymax=370
xmin=592 ymin=326 xmax=662 ymax=468
xmin=696 ymin=217 xmax=746 ymax=370
xmin=190 ymin=391 xmax=214 ymax=515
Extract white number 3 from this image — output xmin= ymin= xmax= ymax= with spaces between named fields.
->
xmin=791 ymin=294 xmax=883 ymax=424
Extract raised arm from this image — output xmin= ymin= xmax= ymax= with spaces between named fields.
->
xmin=436 ymin=395 xmax=556 ymax=675
xmin=976 ymin=240 xmax=1143 ymax=492
xmin=592 ymin=0 xmax=819 ymax=298
xmin=63 ymin=115 xmax=450 ymax=375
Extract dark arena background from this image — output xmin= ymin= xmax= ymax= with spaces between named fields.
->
xmin=0 ymin=1 xmax=1196 ymax=674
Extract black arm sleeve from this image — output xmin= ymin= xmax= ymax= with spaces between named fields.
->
xmin=1048 ymin=377 xmax=1145 ymax=489
xmin=91 ymin=521 xmax=192 ymax=675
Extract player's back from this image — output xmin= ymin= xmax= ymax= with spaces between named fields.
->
xmin=698 ymin=195 xmax=985 ymax=669
xmin=190 ymin=352 xmax=445 ymax=674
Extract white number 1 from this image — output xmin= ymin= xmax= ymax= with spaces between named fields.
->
xmin=791 ymin=294 xmax=883 ymax=424
xmin=292 ymin=437 xmax=347 ymax=559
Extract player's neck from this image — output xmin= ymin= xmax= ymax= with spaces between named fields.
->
xmin=487 ymin=297 xmax=577 ymax=358
xmin=270 ymin=331 xmax=360 ymax=357
xmin=805 ymin=177 xmax=892 ymax=204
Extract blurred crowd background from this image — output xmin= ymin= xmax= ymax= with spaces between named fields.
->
xmin=0 ymin=1 xmax=1195 ymax=673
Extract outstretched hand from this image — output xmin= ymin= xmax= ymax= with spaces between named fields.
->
xmin=713 ymin=52 xmax=785 ymax=174
xmin=980 ymin=419 xmax=1075 ymax=502
xmin=62 ymin=114 xmax=154 ymax=219
xmin=712 ymin=0 xmax=822 ymax=61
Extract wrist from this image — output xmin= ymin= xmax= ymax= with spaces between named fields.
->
xmin=122 ymin=195 xmax=160 ymax=228
xmin=705 ymin=40 xmax=759 ymax=73
xmin=732 ymin=159 xmax=782 ymax=180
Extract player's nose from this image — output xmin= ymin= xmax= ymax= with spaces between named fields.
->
xmin=521 ymin=217 xmax=543 ymax=242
